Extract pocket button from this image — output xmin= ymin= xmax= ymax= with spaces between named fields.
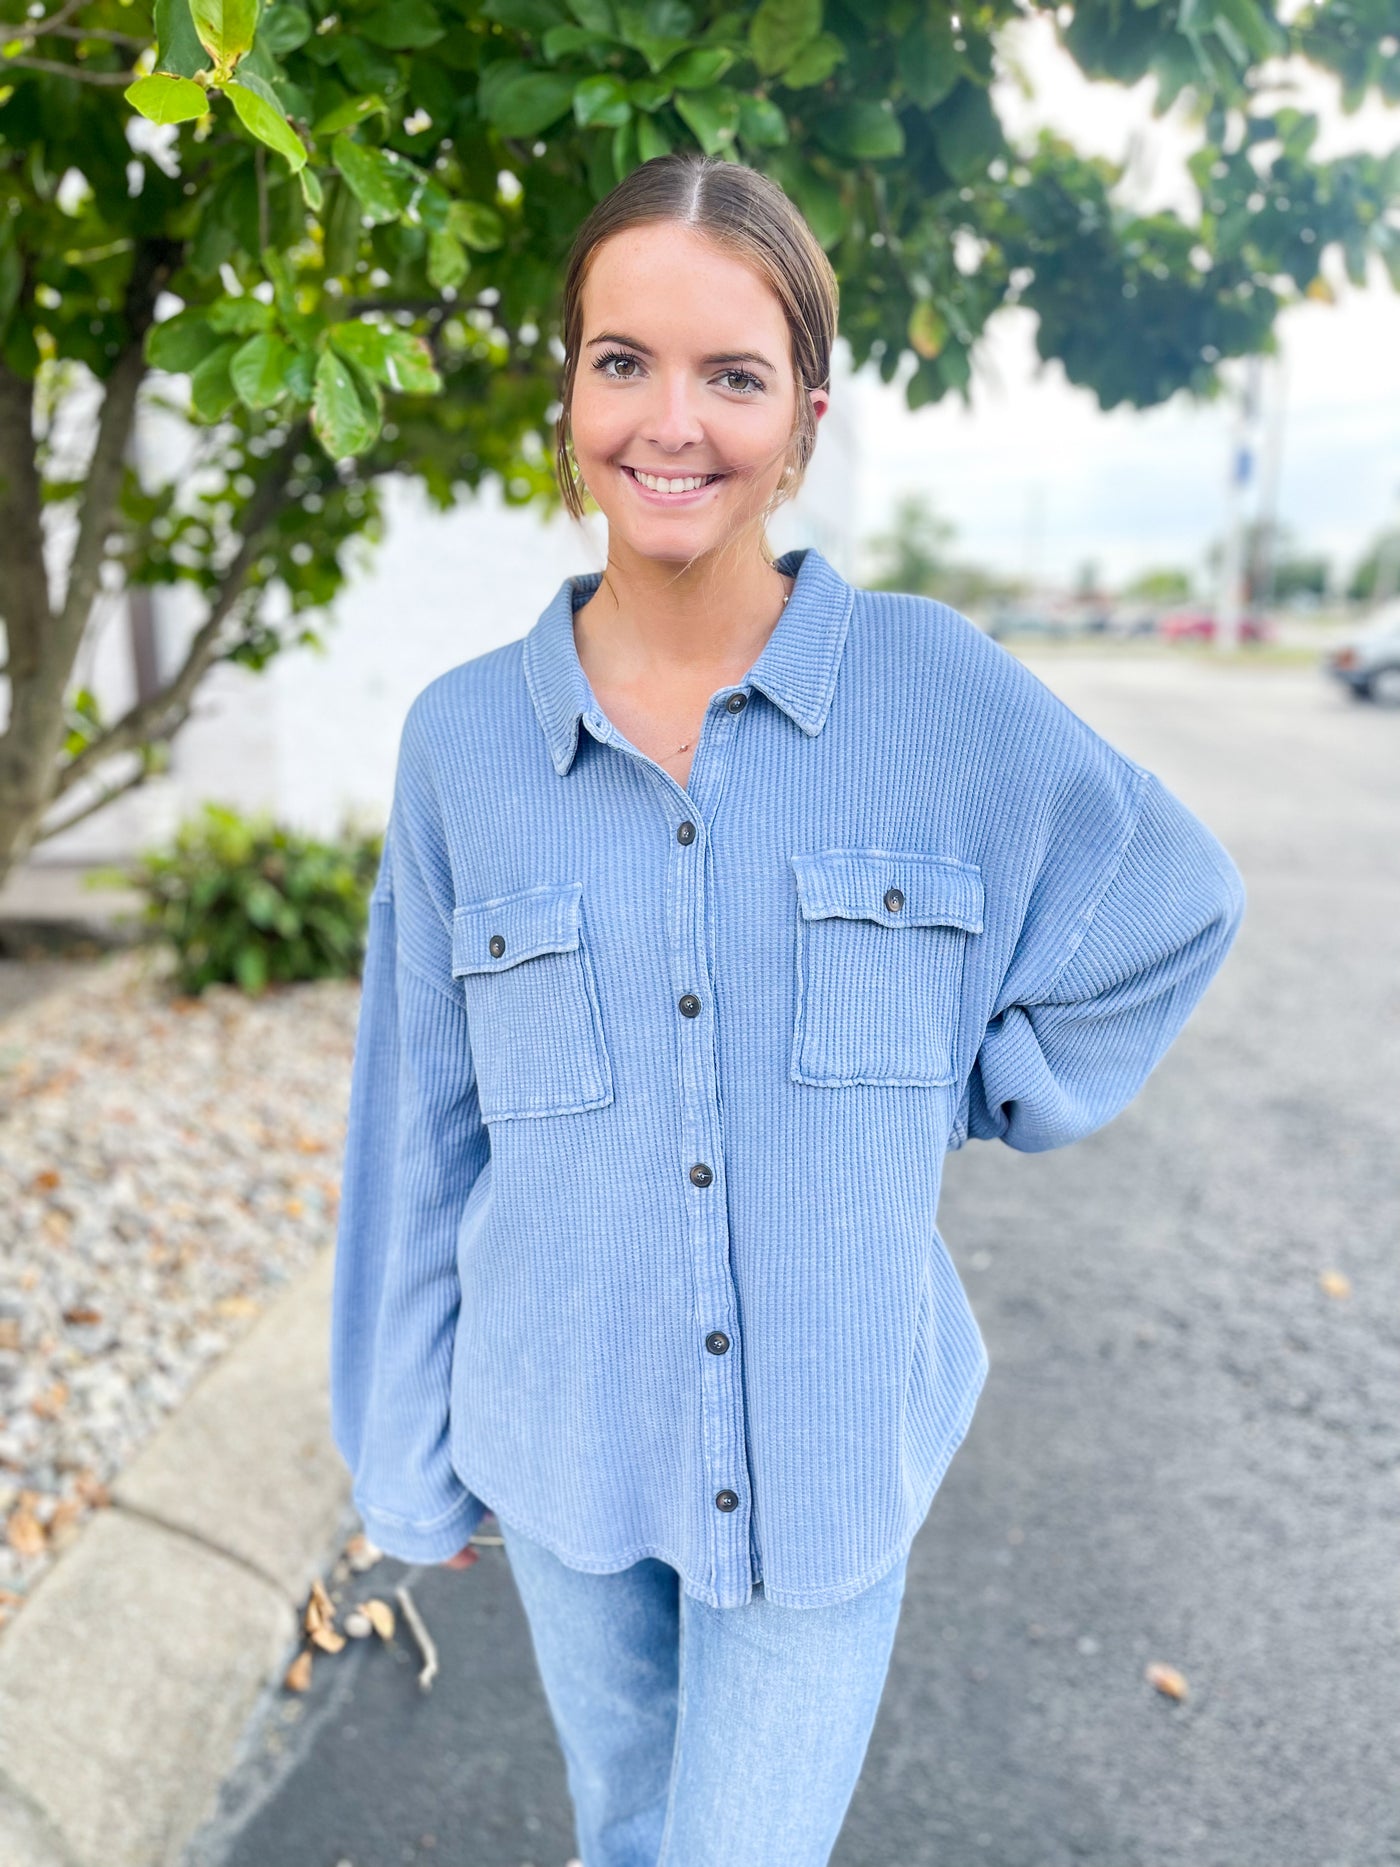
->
xmin=884 ymin=886 xmax=904 ymax=913
xmin=488 ymin=933 xmax=505 ymax=957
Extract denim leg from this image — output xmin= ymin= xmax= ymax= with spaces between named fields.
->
xmin=655 ymin=1553 xmax=909 ymax=1867
xmin=497 ymin=1513 xmax=681 ymax=1867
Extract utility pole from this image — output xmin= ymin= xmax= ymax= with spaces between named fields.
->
xmin=1216 ymin=355 xmax=1263 ymax=652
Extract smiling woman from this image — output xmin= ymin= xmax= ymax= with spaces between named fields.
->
xmin=329 ymin=150 xmax=1247 ymax=1867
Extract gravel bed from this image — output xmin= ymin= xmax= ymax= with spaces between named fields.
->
xmin=0 ymin=946 xmax=361 ymax=1627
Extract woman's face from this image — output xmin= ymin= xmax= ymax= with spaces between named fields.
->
xmin=567 ymin=220 xmax=828 ymax=567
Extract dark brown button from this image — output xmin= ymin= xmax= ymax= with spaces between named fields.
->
xmin=679 ymin=993 xmax=701 ymax=1018
xmin=488 ymin=933 xmax=506 ymax=957
xmin=689 ymin=1162 xmax=713 ymax=1187
xmin=884 ymin=886 xmax=904 ymax=913
xmin=705 ymin=1331 xmax=730 ymax=1355
xmin=677 ymin=820 xmax=696 ymax=844
xmin=715 ymin=1490 xmax=739 ymax=1511
xmin=725 ymin=691 xmax=747 ymax=714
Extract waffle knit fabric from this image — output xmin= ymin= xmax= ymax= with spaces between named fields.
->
xmin=329 ymin=544 xmax=1246 ymax=1609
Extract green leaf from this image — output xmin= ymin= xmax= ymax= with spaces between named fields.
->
xmin=542 ymin=22 xmax=615 ymax=56
xmin=125 ymin=73 xmax=210 ymax=125
xmin=257 ymin=1 xmax=311 ymax=55
xmin=155 ymin=0 xmax=211 ymax=78
xmin=331 ymin=133 xmax=412 ymax=223
xmin=147 ymin=308 xmax=218 ymax=372
xmin=636 ymin=113 xmax=671 ymax=160
xmin=673 ymin=85 xmax=740 ymax=155
xmin=567 ymin=0 xmax=616 ymax=30
xmin=298 ymin=165 xmax=323 ymax=210
xmin=207 ymin=295 xmax=273 ymax=332
xmin=190 ymin=0 xmax=261 ymax=67
xmin=224 ymin=78 xmax=308 ymax=170
xmin=427 ymin=228 xmax=470 ymax=289
xmin=359 ymin=0 xmax=445 ymax=49
xmin=813 ymin=98 xmax=902 ymax=159
xmin=737 ymin=93 xmax=787 ymax=146
xmin=331 ymin=321 xmax=442 ymax=393
xmin=574 ymin=73 xmax=632 ymax=127
xmin=613 ymin=1 xmax=694 ymax=73
xmin=189 ymin=339 xmax=241 ymax=418
xmin=312 ymin=93 xmax=385 ymax=136
xmin=478 ymin=66 xmax=576 ymax=136
xmin=230 ymin=331 xmax=293 ymax=406
xmin=929 ymin=80 xmax=1001 ymax=182
xmin=901 ymin=11 xmax=958 ymax=111
xmin=447 ymin=199 xmax=505 ymax=250
xmin=779 ymin=30 xmax=844 ymax=87
xmin=661 ymin=46 xmax=734 ymax=89
xmin=312 ymin=346 xmax=378 ymax=456
xmin=483 ymin=0 xmax=570 ymax=28
xmin=748 ymin=0 xmax=821 ymax=77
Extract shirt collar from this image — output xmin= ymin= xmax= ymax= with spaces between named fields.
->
xmin=522 ymin=545 xmax=856 ymax=777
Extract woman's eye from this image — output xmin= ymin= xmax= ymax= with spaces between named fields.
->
xmin=720 ymin=368 xmax=764 ymax=395
xmin=592 ymin=350 xmax=640 ymax=380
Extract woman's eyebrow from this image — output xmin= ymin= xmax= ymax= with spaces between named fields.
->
xmin=585 ymin=331 xmax=777 ymax=372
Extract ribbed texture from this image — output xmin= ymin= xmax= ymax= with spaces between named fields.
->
xmin=328 ymin=546 xmax=1247 ymax=1609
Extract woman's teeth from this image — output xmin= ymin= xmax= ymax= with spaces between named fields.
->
xmin=626 ymin=467 xmax=721 ymax=492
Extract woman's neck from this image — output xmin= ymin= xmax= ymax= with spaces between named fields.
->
xmin=573 ymin=544 xmax=792 ymax=688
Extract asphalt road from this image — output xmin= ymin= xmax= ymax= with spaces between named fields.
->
xmin=183 ymin=654 xmax=1400 ymax=1867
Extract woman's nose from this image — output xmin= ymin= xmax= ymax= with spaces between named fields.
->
xmin=638 ymin=372 xmax=706 ymax=449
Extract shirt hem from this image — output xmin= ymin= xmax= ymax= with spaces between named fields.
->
xmin=450 ymin=1347 xmax=989 ymax=1611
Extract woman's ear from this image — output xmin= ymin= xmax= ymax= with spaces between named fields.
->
xmin=809 ymin=386 xmax=830 ymax=423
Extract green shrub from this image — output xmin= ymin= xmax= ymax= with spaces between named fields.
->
xmin=110 ymin=802 xmax=384 ymax=996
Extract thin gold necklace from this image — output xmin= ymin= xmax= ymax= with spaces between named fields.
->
xmin=669 ymin=581 xmax=791 ymax=757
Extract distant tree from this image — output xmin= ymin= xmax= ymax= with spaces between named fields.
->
xmin=1120 ymin=567 xmax=1194 ymax=603
xmin=2 ymin=0 xmax=1398 ymax=880
xmin=1348 ymin=528 xmax=1400 ymax=603
xmin=861 ymin=489 xmax=1019 ymax=613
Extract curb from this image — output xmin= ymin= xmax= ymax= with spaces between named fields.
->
xmin=0 ymin=1243 xmax=356 ymax=1867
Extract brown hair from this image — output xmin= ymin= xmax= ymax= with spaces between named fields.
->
xmin=552 ymin=153 xmax=839 ymax=547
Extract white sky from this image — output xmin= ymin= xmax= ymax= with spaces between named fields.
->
xmin=851 ymin=16 xmax=1400 ymax=591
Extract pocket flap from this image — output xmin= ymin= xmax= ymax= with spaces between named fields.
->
xmin=452 ymin=881 xmax=583 ymax=975
xmin=790 ymin=849 xmax=984 ymax=933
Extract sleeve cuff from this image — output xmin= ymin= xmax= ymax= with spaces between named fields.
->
xmin=353 ymin=1486 xmax=492 ymax=1564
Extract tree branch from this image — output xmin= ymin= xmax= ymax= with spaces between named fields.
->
xmin=1 ymin=56 xmax=137 ymax=84
xmin=54 ymin=417 xmax=309 ymax=795
xmin=57 ymin=238 xmax=180 ymax=662
xmin=0 ymin=366 xmax=53 ymax=685
xmin=34 ymin=756 xmax=151 ymax=845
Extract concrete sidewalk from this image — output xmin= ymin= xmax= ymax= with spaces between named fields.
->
xmin=0 ymin=1244 xmax=355 ymax=1867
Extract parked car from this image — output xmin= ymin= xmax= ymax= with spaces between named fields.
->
xmin=1159 ymin=608 xmax=1275 ymax=643
xmin=1324 ymin=599 xmax=1400 ymax=705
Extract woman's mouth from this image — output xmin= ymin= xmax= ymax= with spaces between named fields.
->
xmin=620 ymin=464 xmax=727 ymax=504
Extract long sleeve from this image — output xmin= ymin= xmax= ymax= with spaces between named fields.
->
xmin=952 ymin=764 xmax=1246 ymax=1154
xmin=329 ymin=704 xmax=491 ymax=1562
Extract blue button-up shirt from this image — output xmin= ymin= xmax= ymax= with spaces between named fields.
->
xmin=329 ymin=545 xmax=1245 ymax=1609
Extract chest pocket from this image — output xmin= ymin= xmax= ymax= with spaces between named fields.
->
xmin=451 ymin=881 xmax=613 ymax=1121
xmin=789 ymin=849 xmax=984 ymax=1088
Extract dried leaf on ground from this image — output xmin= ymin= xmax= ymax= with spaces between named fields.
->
xmin=1146 ymin=1660 xmax=1188 ymax=1699
xmin=284 ymin=1649 xmax=313 ymax=1692
xmin=361 ymin=1597 xmax=395 ymax=1640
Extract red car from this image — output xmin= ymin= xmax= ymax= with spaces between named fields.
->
xmin=1158 ymin=609 xmax=1274 ymax=643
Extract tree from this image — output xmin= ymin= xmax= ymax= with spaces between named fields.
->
xmin=863 ymin=489 xmax=1017 ymax=611
xmin=1120 ymin=567 xmax=1194 ymax=603
xmin=1348 ymin=526 xmax=1400 ymax=602
xmin=0 ymin=0 xmax=1397 ymax=882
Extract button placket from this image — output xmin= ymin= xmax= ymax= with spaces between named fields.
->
xmin=665 ymin=705 xmax=753 ymax=1607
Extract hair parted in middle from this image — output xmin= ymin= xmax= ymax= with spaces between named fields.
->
xmin=552 ymin=153 xmax=839 ymax=537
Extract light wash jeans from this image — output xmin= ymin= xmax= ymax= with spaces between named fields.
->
xmin=496 ymin=1512 xmax=909 ymax=1867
